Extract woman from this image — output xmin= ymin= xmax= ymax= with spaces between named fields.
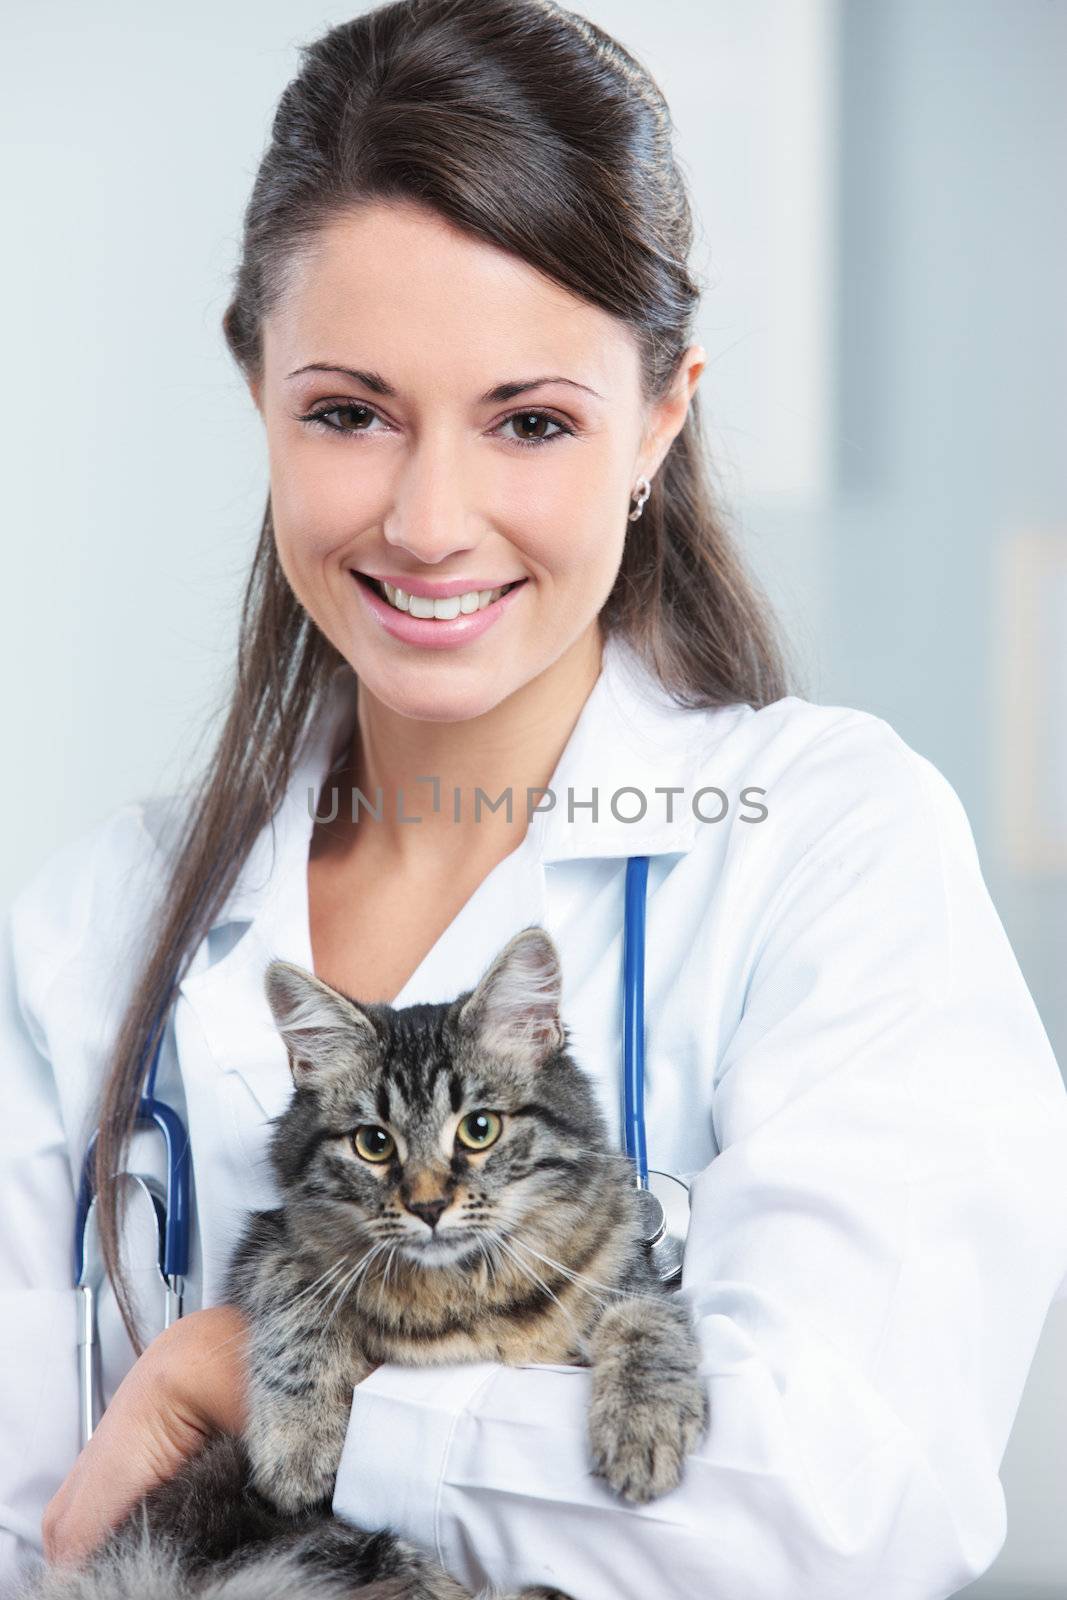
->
xmin=4 ymin=3 xmax=1066 ymax=1597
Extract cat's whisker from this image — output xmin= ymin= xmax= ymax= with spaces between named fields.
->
xmin=324 ymin=1241 xmax=391 ymax=1331
xmin=481 ymin=1227 xmax=584 ymax=1338
xmin=197 ymin=1323 xmax=259 ymax=1365
xmin=505 ymin=1226 xmax=666 ymax=1308
xmin=350 ymin=1235 xmax=399 ymax=1312
xmin=471 ymin=1239 xmax=487 ymax=1290
xmin=506 ymin=1235 xmax=609 ymax=1308
xmin=479 ymin=1231 xmax=508 ymax=1296
xmin=349 ymin=1239 xmax=391 ymax=1291
xmin=283 ymin=1257 xmax=349 ymax=1314
xmin=507 ymin=1231 xmax=652 ymax=1305
xmin=317 ymin=1260 xmax=365 ymax=1328
xmin=194 ymin=1260 xmax=355 ymax=1369
xmin=323 ymin=1239 xmax=391 ymax=1314
xmin=322 ymin=1259 xmax=368 ymax=1330
xmin=470 ymin=1235 xmax=497 ymax=1296
xmin=371 ymin=1242 xmax=399 ymax=1325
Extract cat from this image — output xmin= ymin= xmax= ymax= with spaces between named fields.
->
xmin=28 ymin=926 xmax=708 ymax=1600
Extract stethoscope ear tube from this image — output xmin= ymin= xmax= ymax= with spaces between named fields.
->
xmin=73 ymin=1011 xmax=191 ymax=1445
xmin=622 ymin=854 xmax=651 ymax=1188
xmin=73 ymin=1052 xmax=192 ymax=1284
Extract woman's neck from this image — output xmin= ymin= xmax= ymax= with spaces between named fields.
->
xmin=331 ymin=626 xmax=604 ymax=870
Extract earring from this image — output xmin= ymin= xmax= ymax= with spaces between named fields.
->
xmin=628 ymin=476 xmax=652 ymax=522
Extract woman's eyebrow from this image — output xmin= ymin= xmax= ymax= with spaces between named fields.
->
xmin=284 ymin=363 xmax=604 ymax=403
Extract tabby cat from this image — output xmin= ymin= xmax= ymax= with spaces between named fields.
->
xmin=29 ymin=927 xmax=708 ymax=1600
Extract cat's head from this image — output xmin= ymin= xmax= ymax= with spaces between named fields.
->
xmin=262 ymin=927 xmax=620 ymax=1270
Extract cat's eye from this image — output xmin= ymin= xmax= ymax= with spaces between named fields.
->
xmin=352 ymin=1124 xmax=395 ymax=1163
xmin=456 ymin=1109 xmax=503 ymax=1151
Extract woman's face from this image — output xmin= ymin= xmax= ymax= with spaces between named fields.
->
xmin=252 ymin=200 xmax=703 ymax=721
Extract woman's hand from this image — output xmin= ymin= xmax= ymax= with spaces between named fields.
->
xmin=42 ymin=1305 xmax=249 ymax=1570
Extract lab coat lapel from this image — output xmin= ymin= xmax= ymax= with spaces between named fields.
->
xmin=390 ymin=834 xmax=548 ymax=1010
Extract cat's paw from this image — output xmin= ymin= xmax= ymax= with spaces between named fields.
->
xmin=245 ymin=1407 xmax=347 ymax=1514
xmin=589 ymin=1375 xmax=707 ymax=1503
xmin=250 ymin=1447 xmax=339 ymax=1515
xmin=587 ymin=1296 xmax=709 ymax=1504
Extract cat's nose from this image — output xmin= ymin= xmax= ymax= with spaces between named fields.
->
xmin=406 ymin=1197 xmax=449 ymax=1230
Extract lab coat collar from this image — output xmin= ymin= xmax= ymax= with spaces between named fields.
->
xmin=535 ymin=632 xmax=709 ymax=864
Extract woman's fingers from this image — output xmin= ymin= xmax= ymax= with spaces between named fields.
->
xmin=42 ymin=1306 xmax=250 ymax=1569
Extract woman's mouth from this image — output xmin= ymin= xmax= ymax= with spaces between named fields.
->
xmin=350 ymin=571 xmax=530 ymax=650
xmin=358 ymin=574 xmax=524 ymax=620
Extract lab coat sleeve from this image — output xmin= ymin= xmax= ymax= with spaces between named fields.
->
xmin=331 ymin=719 xmax=1067 ymax=1600
xmin=0 ymin=904 xmax=81 ymax=1592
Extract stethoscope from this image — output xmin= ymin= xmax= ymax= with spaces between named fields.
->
xmin=72 ymin=852 xmax=688 ymax=1445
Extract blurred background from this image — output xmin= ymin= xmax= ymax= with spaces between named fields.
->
xmin=2 ymin=1 xmax=1064 ymax=1592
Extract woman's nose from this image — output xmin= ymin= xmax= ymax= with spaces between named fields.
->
xmin=381 ymin=437 xmax=480 ymax=566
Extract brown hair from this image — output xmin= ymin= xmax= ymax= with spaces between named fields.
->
xmin=94 ymin=0 xmax=796 ymax=1348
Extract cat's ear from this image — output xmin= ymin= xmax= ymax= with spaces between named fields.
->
xmin=264 ymin=960 xmax=378 ymax=1087
xmin=457 ymin=927 xmax=565 ymax=1064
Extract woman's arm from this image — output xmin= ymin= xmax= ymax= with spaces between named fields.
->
xmin=330 ymin=728 xmax=1067 ymax=1599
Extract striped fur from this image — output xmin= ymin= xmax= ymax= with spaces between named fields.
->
xmin=24 ymin=928 xmax=705 ymax=1600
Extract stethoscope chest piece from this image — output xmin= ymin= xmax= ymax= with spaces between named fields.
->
xmin=635 ymin=1168 xmax=690 ymax=1286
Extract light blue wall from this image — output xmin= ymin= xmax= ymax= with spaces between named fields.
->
xmin=748 ymin=1 xmax=1067 ymax=1077
xmin=817 ymin=10 xmax=1067 ymax=1592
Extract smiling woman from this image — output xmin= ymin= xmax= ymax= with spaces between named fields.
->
xmin=247 ymin=198 xmax=709 ymax=709
xmin=5 ymin=2 xmax=1067 ymax=1600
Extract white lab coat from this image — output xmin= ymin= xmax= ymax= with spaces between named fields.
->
xmin=3 ymin=631 xmax=1067 ymax=1600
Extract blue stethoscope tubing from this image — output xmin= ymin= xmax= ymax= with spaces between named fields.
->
xmin=72 ymin=853 xmax=680 ymax=1443
xmin=623 ymin=856 xmax=688 ymax=1285
xmin=73 ymin=990 xmax=191 ymax=1444
xmin=622 ymin=854 xmax=651 ymax=1187
xmin=73 ymin=993 xmax=192 ymax=1290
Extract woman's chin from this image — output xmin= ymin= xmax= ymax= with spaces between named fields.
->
xmin=345 ymin=635 xmax=548 ymax=723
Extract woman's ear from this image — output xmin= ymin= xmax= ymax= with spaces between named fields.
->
xmin=637 ymin=341 xmax=707 ymax=482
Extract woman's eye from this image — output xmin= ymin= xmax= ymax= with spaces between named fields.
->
xmin=352 ymin=1124 xmax=395 ymax=1162
xmin=300 ymin=402 xmax=383 ymax=436
xmin=297 ymin=403 xmax=573 ymax=451
xmin=456 ymin=1109 xmax=503 ymax=1151
xmin=498 ymin=411 xmax=573 ymax=449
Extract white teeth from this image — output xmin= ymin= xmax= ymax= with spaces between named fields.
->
xmin=380 ymin=581 xmax=513 ymax=619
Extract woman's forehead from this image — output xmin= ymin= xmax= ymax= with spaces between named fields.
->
xmin=261 ymin=200 xmax=637 ymax=398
